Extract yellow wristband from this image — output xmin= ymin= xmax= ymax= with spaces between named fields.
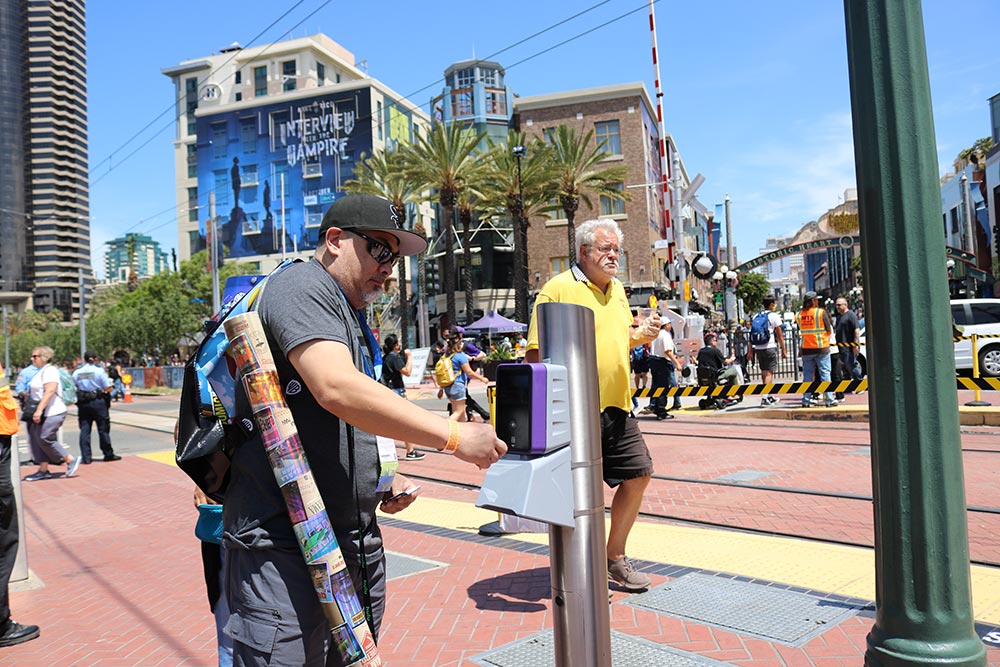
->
xmin=443 ymin=420 xmax=460 ymax=454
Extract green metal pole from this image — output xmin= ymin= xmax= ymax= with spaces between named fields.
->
xmin=843 ymin=2 xmax=985 ymax=666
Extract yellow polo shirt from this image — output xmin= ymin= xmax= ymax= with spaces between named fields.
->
xmin=526 ymin=265 xmax=633 ymax=412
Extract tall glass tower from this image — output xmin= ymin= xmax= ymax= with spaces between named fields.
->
xmin=0 ymin=0 xmax=91 ymax=322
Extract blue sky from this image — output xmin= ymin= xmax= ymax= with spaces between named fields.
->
xmin=85 ymin=0 xmax=1000 ymax=277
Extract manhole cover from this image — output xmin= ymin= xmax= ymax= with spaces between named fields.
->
xmin=473 ymin=629 xmax=732 ymax=667
xmin=622 ymin=573 xmax=860 ymax=646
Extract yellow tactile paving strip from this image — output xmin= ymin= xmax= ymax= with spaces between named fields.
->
xmin=143 ymin=451 xmax=1000 ymax=625
xmin=390 ymin=495 xmax=1000 ymax=626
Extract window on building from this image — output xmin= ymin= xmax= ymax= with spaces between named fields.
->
xmin=595 ymin=120 xmax=621 ymax=155
xmin=212 ymin=122 xmax=227 ymax=159
xmin=234 ymin=70 xmax=242 ymax=85
xmin=240 ymin=117 xmax=256 ymax=154
xmin=317 ymin=62 xmax=325 ymax=86
xmin=377 ymin=100 xmax=383 ymax=141
xmin=235 ymin=92 xmax=242 ymax=102
xmin=452 ymin=90 xmax=473 ymax=117
xmin=542 ymin=127 xmax=557 ymax=144
xmin=950 ymin=207 xmax=960 ymax=234
xmin=186 ymin=144 xmax=197 ymax=179
xmin=187 ymin=187 xmax=198 ymax=221
xmin=241 ymin=163 xmax=258 ymax=186
xmin=616 ymin=252 xmax=628 ymax=282
xmin=481 ymin=68 xmax=499 ymax=87
xmin=485 ymin=91 xmax=506 ymax=115
xmin=254 ymin=66 xmax=267 ymax=96
xmin=213 ymin=170 xmax=230 ymax=210
xmin=185 ymin=77 xmax=198 ymax=135
xmin=282 ymin=60 xmax=297 ymax=91
xmin=270 ymin=110 xmax=291 ymax=151
xmin=599 ymin=183 xmax=626 ymax=216
xmin=550 ymin=257 xmax=569 ymax=276
xmin=544 ymin=197 xmax=563 ymax=220
xmin=273 ymin=162 xmax=289 ymax=197
xmin=455 ymin=68 xmax=475 ymax=88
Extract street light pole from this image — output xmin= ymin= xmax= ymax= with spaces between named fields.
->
xmin=512 ymin=145 xmax=528 ymax=324
xmin=845 ymin=1 xmax=984 ymax=665
xmin=724 ymin=194 xmax=733 ymax=268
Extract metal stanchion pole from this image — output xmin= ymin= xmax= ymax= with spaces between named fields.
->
xmin=965 ymin=334 xmax=991 ymax=407
xmin=9 ymin=433 xmax=28 ymax=582
xmin=537 ymin=302 xmax=611 ymax=667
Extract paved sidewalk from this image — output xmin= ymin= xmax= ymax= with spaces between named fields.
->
xmin=0 ymin=400 xmax=1000 ymax=667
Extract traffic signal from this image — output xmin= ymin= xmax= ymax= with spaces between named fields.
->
xmin=426 ymin=259 xmax=441 ymax=294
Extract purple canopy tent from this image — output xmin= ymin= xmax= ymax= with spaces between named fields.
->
xmin=463 ymin=310 xmax=527 ymax=336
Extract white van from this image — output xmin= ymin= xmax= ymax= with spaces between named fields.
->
xmin=952 ymin=299 xmax=1000 ymax=377
xmin=856 ymin=298 xmax=1000 ymax=378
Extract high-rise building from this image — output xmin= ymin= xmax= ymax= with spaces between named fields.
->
xmin=0 ymin=0 xmax=91 ymax=321
xmin=103 ymin=233 xmax=170 ymax=284
xmin=162 ymin=34 xmax=431 ymax=274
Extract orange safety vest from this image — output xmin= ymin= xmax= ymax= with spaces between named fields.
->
xmin=0 ymin=362 xmax=18 ymax=437
xmin=797 ymin=307 xmax=830 ymax=350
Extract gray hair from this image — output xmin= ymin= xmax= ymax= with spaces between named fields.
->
xmin=33 ymin=346 xmax=54 ymax=363
xmin=576 ymin=218 xmax=623 ymax=251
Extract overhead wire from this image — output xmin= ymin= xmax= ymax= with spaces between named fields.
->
xmin=88 ymin=0 xmax=312 ymax=180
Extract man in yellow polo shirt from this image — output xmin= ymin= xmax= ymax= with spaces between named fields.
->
xmin=525 ymin=218 xmax=660 ymax=592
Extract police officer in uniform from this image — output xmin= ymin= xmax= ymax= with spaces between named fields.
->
xmin=72 ymin=352 xmax=120 ymax=463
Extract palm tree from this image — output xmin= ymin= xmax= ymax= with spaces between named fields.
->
xmin=343 ymin=149 xmax=420 ymax=347
xmin=405 ymin=122 xmax=488 ymax=327
xmin=455 ymin=189 xmax=480 ymax=323
xmin=126 ymin=234 xmax=139 ymax=291
xmin=548 ymin=125 xmax=631 ymax=265
xmin=479 ymin=132 xmax=556 ymax=323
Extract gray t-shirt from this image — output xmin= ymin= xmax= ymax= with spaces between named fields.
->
xmin=223 ymin=258 xmax=383 ymax=561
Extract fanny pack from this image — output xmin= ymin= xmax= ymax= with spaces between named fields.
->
xmin=78 ymin=390 xmax=103 ymax=402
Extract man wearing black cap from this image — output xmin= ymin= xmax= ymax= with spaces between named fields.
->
xmin=796 ymin=291 xmax=836 ymax=407
xmin=222 ymin=195 xmax=507 ymax=665
xmin=72 ymin=351 xmax=118 ymax=463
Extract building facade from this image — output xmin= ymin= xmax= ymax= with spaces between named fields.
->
xmin=514 ymin=83 xmax=689 ymax=304
xmin=0 ymin=0 xmax=91 ymax=321
xmin=103 ymin=233 xmax=170 ymax=284
xmin=162 ymin=34 xmax=432 ymax=275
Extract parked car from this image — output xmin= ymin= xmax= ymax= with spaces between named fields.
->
xmin=855 ymin=299 xmax=1000 ymax=378
xmin=952 ymin=298 xmax=1000 ymax=377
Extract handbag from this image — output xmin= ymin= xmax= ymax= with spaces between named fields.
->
xmin=20 ymin=397 xmax=39 ymax=422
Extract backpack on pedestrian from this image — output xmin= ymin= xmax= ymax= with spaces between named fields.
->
xmin=434 ymin=354 xmax=457 ymax=387
xmin=59 ymin=367 xmax=77 ymax=405
xmin=749 ymin=311 xmax=772 ymax=346
xmin=175 ymin=259 xmax=297 ymax=502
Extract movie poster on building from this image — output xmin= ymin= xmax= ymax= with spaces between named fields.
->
xmin=196 ymin=89 xmax=387 ymax=261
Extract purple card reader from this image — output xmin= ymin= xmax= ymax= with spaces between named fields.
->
xmin=494 ymin=363 xmax=569 ymax=455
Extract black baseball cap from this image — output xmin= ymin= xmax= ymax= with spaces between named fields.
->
xmin=318 ymin=195 xmax=427 ymax=256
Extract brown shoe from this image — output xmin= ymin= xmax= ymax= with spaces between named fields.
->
xmin=608 ymin=557 xmax=650 ymax=591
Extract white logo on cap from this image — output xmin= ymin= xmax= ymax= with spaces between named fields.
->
xmin=286 ymin=380 xmax=302 ymax=396
xmin=241 ymin=418 xmax=255 ymax=433
xmin=389 ymin=204 xmax=400 ymax=226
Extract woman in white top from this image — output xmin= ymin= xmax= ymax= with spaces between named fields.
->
xmin=24 ymin=346 xmax=79 ymax=481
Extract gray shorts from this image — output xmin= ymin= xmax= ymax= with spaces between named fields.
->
xmin=755 ymin=348 xmax=778 ymax=373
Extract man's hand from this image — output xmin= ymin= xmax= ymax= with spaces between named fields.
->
xmin=379 ymin=474 xmax=420 ymax=514
xmin=453 ymin=421 xmax=508 ymax=470
xmin=632 ymin=313 xmax=661 ymax=345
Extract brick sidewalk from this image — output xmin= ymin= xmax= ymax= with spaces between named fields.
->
xmin=5 ymin=440 xmax=999 ymax=665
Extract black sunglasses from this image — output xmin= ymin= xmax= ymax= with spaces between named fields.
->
xmin=346 ymin=229 xmax=400 ymax=267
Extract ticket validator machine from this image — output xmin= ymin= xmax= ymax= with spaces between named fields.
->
xmin=476 ymin=303 xmax=612 ymax=667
